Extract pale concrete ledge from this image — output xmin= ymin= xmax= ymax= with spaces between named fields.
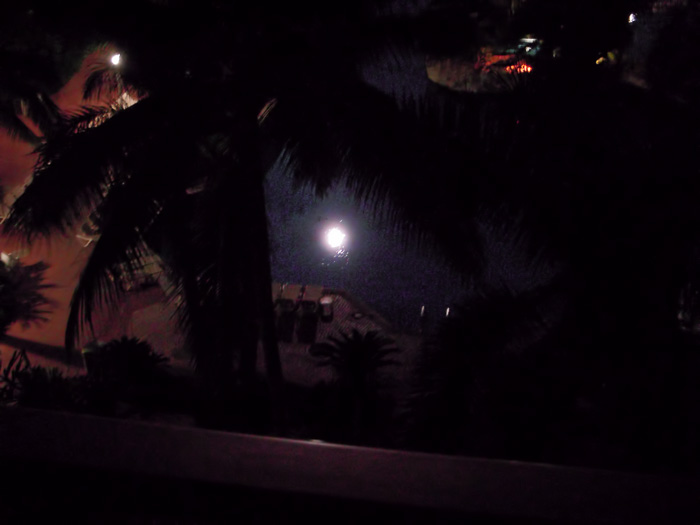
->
xmin=1 ymin=407 xmax=699 ymax=523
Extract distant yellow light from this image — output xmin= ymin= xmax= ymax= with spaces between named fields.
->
xmin=596 ymin=57 xmax=606 ymax=65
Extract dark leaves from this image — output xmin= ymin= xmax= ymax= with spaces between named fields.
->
xmin=311 ymin=329 xmax=400 ymax=387
xmin=0 ymin=259 xmax=54 ymax=336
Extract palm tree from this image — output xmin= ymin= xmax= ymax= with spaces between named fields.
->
xmin=0 ymin=1 xmax=487 ymax=426
xmin=310 ymin=329 xmax=399 ymax=442
xmin=8 ymin=0 xmax=694 ymax=442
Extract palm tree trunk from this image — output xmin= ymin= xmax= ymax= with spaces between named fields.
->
xmin=211 ymin=185 xmax=244 ymax=426
xmin=250 ymin=177 xmax=286 ymax=431
xmin=251 ymin=177 xmax=284 ymax=384
xmin=238 ymin=107 xmax=285 ymax=430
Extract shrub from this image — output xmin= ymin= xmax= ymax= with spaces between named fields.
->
xmin=0 ymin=349 xmax=81 ymax=410
xmin=84 ymin=337 xmax=169 ymax=385
xmin=0 ymin=259 xmax=53 ymax=336
xmin=1 ymin=339 xmax=175 ymax=418
xmin=310 ymin=330 xmax=400 ymax=444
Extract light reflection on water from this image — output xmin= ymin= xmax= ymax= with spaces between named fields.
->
xmin=321 ymin=248 xmax=350 ymax=268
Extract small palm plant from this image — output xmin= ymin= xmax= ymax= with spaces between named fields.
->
xmin=84 ymin=336 xmax=168 ymax=385
xmin=0 ymin=259 xmax=53 ymax=336
xmin=310 ymin=329 xmax=399 ymax=443
xmin=81 ymin=336 xmax=170 ymax=416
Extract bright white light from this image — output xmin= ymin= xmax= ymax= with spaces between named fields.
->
xmin=628 ymin=13 xmax=636 ymax=23
xmin=326 ymin=227 xmax=346 ymax=249
xmin=111 ymin=53 xmax=121 ymax=65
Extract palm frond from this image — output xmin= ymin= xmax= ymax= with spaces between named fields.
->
xmin=3 ymin=98 xmax=167 ymax=241
xmin=64 ymin=194 xmax=160 ymax=350
xmin=134 ymin=147 xmax=247 ymax=373
xmin=140 ymin=193 xmax=202 ymax=323
xmin=0 ymin=106 xmax=40 ymax=144
xmin=146 ymin=204 xmax=218 ymax=372
xmin=61 ymin=107 xmax=206 ymax=350
xmin=16 ymin=93 xmax=61 ymax=137
xmin=266 ymin=80 xmax=486 ymax=275
xmin=314 ymin=329 xmax=400 ymax=381
xmin=83 ymin=62 xmax=126 ymax=101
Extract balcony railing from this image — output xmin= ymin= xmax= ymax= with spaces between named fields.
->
xmin=1 ymin=407 xmax=699 ymax=524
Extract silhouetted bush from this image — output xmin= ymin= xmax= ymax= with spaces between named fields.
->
xmin=0 ymin=349 xmax=82 ymax=411
xmin=0 ymin=259 xmax=53 ymax=336
xmin=84 ymin=336 xmax=169 ymax=385
xmin=0 ymin=339 xmax=188 ymax=419
xmin=309 ymin=330 xmax=400 ymax=445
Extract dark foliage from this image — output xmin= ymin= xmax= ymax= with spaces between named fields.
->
xmin=0 ymin=349 xmax=84 ymax=411
xmin=310 ymin=330 xmax=400 ymax=444
xmin=81 ymin=337 xmax=175 ymax=416
xmin=404 ymin=282 xmax=567 ymax=457
xmin=405 ymin=268 xmax=700 ymax=471
xmin=0 ymin=259 xmax=53 ymax=336
xmin=311 ymin=330 xmax=400 ymax=386
xmin=84 ymin=336 xmax=169 ymax=384
xmin=14 ymin=365 xmax=83 ymax=411
xmin=0 ymin=339 xmax=185 ymax=418
xmin=0 ymin=348 xmax=30 ymax=402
